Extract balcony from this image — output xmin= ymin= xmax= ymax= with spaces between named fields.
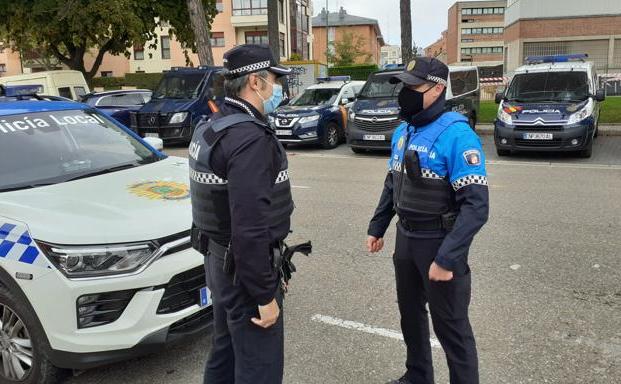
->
xmin=230 ymin=3 xmax=268 ymax=27
xmin=230 ymin=13 xmax=268 ymax=27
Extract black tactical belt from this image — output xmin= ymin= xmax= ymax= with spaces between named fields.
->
xmin=400 ymin=214 xmax=457 ymax=232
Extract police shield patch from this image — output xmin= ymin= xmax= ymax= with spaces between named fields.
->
xmin=463 ymin=150 xmax=481 ymax=166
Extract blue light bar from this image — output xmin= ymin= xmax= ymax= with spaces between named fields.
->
xmin=316 ymin=76 xmax=351 ymax=82
xmin=525 ymin=54 xmax=588 ymax=64
xmin=0 ymin=85 xmax=44 ymax=97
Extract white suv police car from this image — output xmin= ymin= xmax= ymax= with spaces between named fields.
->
xmin=0 ymin=86 xmax=210 ymax=383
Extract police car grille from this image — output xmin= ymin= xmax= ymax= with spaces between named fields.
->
xmin=354 ymin=117 xmax=401 ymax=132
xmin=169 ymin=306 xmax=214 ymax=336
xmin=76 ymin=289 xmax=139 ymax=329
xmin=515 ymin=125 xmax=564 ymax=131
xmin=515 ymin=138 xmax=563 ymax=147
xmin=156 ymin=266 xmax=206 ymax=314
xmin=137 ymin=112 xmax=163 ymax=127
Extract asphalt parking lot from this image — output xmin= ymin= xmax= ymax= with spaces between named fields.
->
xmin=67 ymin=135 xmax=621 ymax=384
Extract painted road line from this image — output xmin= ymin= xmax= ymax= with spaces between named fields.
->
xmin=292 ymin=185 xmax=311 ymax=189
xmin=311 ymin=314 xmax=441 ymax=348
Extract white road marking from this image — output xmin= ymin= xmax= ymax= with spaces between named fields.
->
xmin=510 ymin=264 xmax=521 ymax=270
xmin=292 ymin=185 xmax=311 ymax=189
xmin=311 ymin=314 xmax=441 ymax=348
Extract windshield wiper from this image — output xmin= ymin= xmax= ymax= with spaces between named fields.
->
xmin=63 ymin=162 xmax=140 ymax=182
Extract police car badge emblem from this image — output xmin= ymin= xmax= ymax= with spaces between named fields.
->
xmin=128 ymin=181 xmax=190 ymax=200
xmin=463 ymin=150 xmax=481 ymax=166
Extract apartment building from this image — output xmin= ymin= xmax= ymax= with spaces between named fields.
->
xmin=381 ymin=45 xmax=402 ymax=66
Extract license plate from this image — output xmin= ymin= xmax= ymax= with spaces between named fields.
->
xmin=199 ymin=287 xmax=211 ymax=307
xmin=363 ymin=134 xmax=386 ymax=141
xmin=523 ymin=132 xmax=553 ymax=140
xmin=145 ymin=132 xmax=160 ymax=138
xmin=276 ymin=130 xmax=292 ymax=136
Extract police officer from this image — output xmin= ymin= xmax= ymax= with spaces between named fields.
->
xmin=366 ymin=57 xmax=489 ymax=384
xmin=189 ymin=44 xmax=294 ymax=384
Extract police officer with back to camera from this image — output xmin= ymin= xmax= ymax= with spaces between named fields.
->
xmin=366 ymin=57 xmax=489 ymax=384
xmin=189 ymin=44 xmax=294 ymax=384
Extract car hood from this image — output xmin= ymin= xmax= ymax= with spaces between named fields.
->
xmin=353 ymin=98 xmax=400 ymax=115
xmin=138 ymin=98 xmax=197 ymax=114
xmin=502 ymin=100 xmax=588 ymax=123
xmin=274 ymin=104 xmax=328 ymax=116
xmin=0 ymin=157 xmax=193 ymax=245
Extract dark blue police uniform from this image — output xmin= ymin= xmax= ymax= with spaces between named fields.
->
xmin=369 ymin=58 xmax=489 ymax=384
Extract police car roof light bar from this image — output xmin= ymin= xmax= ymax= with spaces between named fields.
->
xmin=0 ymin=85 xmax=44 ymax=98
xmin=525 ymin=54 xmax=589 ymax=64
xmin=316 ymin=76 xmax=351 ymax=83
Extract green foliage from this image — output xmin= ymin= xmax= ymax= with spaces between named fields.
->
xmin=327 ymin=32 xmax=373 ymax=67
xmin=0 ymin=0 xmax=217 ymax=80
xmin=329 ymin=64 xmax=379 ymax=81
xmin=289 ymin=53 xmax=303 ymax=61
xmin=91 ymin=73 xmax=164 ymax=91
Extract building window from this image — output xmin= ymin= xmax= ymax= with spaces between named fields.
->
xmin=216 ymin=0 xmax=224 ymax=13
xmin=134 ymin=44 xmax=144 ymax=60
xmin=461 ymin=46 xmax=503 ymax=55
xmin=161 ymin=36 xmax=171 ymax=59
xmin=461 ymin=7 xmax=504 ymax=15
xmin=301 ymin=6 xmax=308 ymax=32
xmin=211 ymin=32 xmax=225 ymax=47
xmin=233 ymin=0 xmax=267 ymax=16
xmin=462 ymin=27 xmax=503 ymax=35
xmin=245 ymin=31 xmax=268 ymax=45
xmin=0 ymin=64 xmax=6 ymax=73
xmin=101 ymin=71 xmax=113 ymax=77
xmin=278 ymin=0 xmax=284 ymax=23
xmin=279 ymin=33 xmax=286 ymax=55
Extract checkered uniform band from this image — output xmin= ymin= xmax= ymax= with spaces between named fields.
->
xmin=275 ymin=170 xmax=289 ymax=184
xmin=421 ymin=168 xmax=444 ymax=179
xmin=427 ymin=75 xmax=447 ymax=85
xmin=452 ymin=175 xmax=488 ymax=191
xmin=190 ymin=170 xmax=228 ymax=185
xmin=227 ymin=60 xmax=271 ymax=76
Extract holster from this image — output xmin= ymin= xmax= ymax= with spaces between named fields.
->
xmin=191 ymin=226 xmax=210 ymax=255
xmin=441 ymin=212 xmax=458 ymax=231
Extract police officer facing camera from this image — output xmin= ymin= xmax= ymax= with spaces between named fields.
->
xmin=189 ymin=44 xmax=294 ymax=384
xmin=367 ymin=57 xmax=489 ymax=384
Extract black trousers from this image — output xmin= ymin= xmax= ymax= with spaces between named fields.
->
xmin=202 ymin=243 xmax=284 ymax=384
xmin=394 ymin=224 xmax=479 ymax=384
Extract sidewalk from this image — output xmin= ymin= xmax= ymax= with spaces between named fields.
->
xmin=476 ymin=124 xmax=621 ymax=136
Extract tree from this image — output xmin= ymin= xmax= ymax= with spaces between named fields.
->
xmin=186 ymin=0 xmax=214 ymax=66
xmin=400 ymin=0 xmax=413 ymax=65
xmin=0 ymin=0 xmax=217 ymax=81
xmin=327 ymin=32 xmax=372 ymax=67
xmin=267 ymin=0 xmax=280 ymax=61
xmin=412 ymin=42 xmax=420 ymax=57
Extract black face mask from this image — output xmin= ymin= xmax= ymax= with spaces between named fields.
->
xmin=398 ymin=85 xmax=434 ymax=123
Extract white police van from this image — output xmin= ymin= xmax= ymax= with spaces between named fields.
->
xmin=494 ymin=54 xmax=606 ymax=158
xmin=269 ymin=76 xmax=365 ymax=149
xmin=0 ymin=86 xmax=210 ymax=383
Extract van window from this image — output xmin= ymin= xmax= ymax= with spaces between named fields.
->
xmin=506 ymin=72 xmax=589 ymax=102
xmin=450 ymin=70 xmax=478 ymax=97
xmin=359 ymin=72 xmax=403 ymax=98
xmin=98 ymin=93 xmax=146 ymax=107
xmin=208 ymin=72 xmax=225 ymax=99
xmin=74 ymin=86 xmax=87 ymax=98
xmin=58 ymin=87 xmax=73 ymax=99
xmin=152 ymin=72 xmax=206 ymax=100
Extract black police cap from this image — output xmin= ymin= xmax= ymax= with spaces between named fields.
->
xmin=390 ymin=57 xmax=449 ymax=86
xmin=222 ymin=44 xmax=291 ymax=79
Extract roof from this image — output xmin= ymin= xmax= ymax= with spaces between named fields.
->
xmin=312 ymin=8 xmax=385 ymax=45
xmin=308 ymin=81 xmax=366 ymax=90
xmin=0 ymin=100 xmax=88 ymax=116
xmin=515 ymin=61 xmax=593 ymax=74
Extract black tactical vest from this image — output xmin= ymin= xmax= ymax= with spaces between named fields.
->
xmin=189 ymin=113 xmax=294 ymax=243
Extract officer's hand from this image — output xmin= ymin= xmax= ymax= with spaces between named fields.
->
xmin=429 ymin=262 xmax=453 ymax=281
xmin=367 ymin=236 xmax=384 ymax=253
xmin=251 ymin=299 xmax=280 ymax=328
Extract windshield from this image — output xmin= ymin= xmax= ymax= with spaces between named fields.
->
xmin=359 ymin=73 xmax=403 ymax=98
xmin=290 ymin=88 xmax=340 ymax=106
xmin=152 ymin=72 xmax=205 ymax=99
xmin=0 ymin=109 xmax=157 ymax=192
xmin=506 ymin=71 xmax=589 ymax=102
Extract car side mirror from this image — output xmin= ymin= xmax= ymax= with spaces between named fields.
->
xmin=494 ymin=92 xmax=504 ymax=104
xmin=143 ymin=136 xmax=164 ymax=151
xmin=595 ymin=89 xmax=606 ymax=102
xmin=341 ymin=98 xmax=350 ymax=105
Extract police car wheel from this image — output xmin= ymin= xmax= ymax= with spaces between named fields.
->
xmin=0 ymin=286 xmax=65 ymax=384
xmin=321 ymin=123 xmax=340 ymax=149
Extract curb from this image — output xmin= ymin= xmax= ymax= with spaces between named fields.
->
xmin=476 ymin=125 xmax=621 ymax=137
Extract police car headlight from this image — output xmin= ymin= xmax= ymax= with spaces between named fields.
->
xmin=497 ymin=103 xmax=513 ymax=125
xmin=299 ymin=115 xmax=320 ymax=124
xmin=169 ymin=112 xmax=189 ymax=124
xmin=39 ymin=242 xmax=157 ymax=278
xmin=567 ymin=99 xmax=594 ymax=125
xmin=349 ymin=110 xmax=356 ymax=121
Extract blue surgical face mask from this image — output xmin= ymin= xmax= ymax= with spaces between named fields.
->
xmin=257 ymin=77 xmax=283 ymax=115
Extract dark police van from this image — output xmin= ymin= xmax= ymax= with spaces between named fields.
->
xmin=494 ymin=54 xmax=605 ymax=158
xmin=347 ymin=65 xmax=480 ymax=153
xmin=269 ymin=76 xmax=365 ymax=149
xmin=130 ymin=66 xmax=225 ymax=143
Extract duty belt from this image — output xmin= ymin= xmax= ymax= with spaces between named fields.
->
xmin=400 ymin=213 xmax=457 ymax=232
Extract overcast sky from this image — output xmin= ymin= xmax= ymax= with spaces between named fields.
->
xmin=311 ymin=0 xmax=483 ymax=49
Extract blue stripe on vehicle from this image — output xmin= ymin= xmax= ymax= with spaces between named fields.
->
xmin=17 ymin=231 xmax=32 ymax=245
xmin=0 ymin=223 xmax=16 ymax=240
xmin=0 ymin=241 xmax=15 ymax=258
xmin=18 ymin=246 xmax=40 ymax=264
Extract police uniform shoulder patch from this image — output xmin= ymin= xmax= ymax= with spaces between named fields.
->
xmin=463 ymin=149 xmax=481 ymax=166
xmin=397 ymin=136 xmax=406 ymax=150
xmin=406 ymin=59 xmax=416 ymax=71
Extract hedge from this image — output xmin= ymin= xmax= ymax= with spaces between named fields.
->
xmin=91 ymin=73 xmax=164 ymax=91
xmin=328 ymin=64 xmax=379 ymax=81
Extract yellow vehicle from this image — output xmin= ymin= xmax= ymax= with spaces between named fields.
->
xmin=0 ymin=70 xmax=90 ymax=100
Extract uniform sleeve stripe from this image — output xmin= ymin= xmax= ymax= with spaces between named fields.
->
xmin=190 ymin=170 xmax=228 ymax=185
xmin=451 ymin=175 xmax=488 ymax=191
